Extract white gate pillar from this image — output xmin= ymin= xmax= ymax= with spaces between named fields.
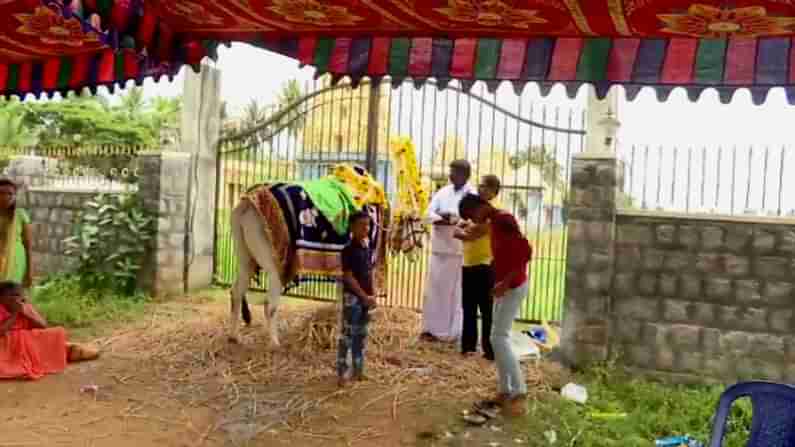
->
xmin=583 ymin=87 xmax=621 ymax=158
xmin=180 ymin=63 xmax=222 ymax=291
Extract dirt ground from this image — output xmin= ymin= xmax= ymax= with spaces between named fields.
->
xmin=0 ymin=295 xmax=561 ymax=447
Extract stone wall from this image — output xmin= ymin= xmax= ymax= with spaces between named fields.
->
xmin=563 ymin=155 xmax=795 ymax=384
xmin=18 ymin=189 xmax=101 ymax=276
xmin=612 ymin=212 xmax=795 ymax=383
xmin=5 ymin=152 xmax=194 ymax=298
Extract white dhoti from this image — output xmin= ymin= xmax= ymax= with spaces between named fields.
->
xmin=422 ymin=225 xmax=464 ymax=340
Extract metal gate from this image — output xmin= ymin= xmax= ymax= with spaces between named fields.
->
xmin=213 ymin=78 xmax=585 ymax=322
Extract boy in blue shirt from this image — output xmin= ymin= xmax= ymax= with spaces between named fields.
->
xmin=337 ymin=211 xmax=377 ymax=386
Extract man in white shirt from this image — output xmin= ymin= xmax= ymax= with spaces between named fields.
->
xmin=421 ymin=160 xmax=475 ymax=342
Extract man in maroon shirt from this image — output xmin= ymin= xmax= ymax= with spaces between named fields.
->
xmin=459 ymin=193 xmax=532 ymax=417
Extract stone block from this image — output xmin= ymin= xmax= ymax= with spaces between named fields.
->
xmin=613 ymin=273 xmax=636 ymax=297
xmin=642 ymin=322 xmax=668 ymax=345
xmin=734 ymin=280 xmax=761 ymax=303
xmin=637 ymin=273 xmax=657 ymax=296
xmin=749 ymin=333 xmax=786 ymax=360
xmin=615 ymin=297 xmax=659 ymax=320
xmin=681 ymin=274 xmax=702 ymax=298
xmin=584 ymin=273 xmax=609 ymax=293
xmin=725 ymin=255 xmax=750 ymax=277
xmin=585 ymin=221 xmax=612 ymax=242
xmin=656 ymin=348 xmax=676 ymax=370
xmin=755 ymin=257 xmax=791 ymax=279
xmin=642 ymin=248 xmax=664 ymax=271
xmin=678 ymin=225 xmax=699 ymax=249
xmin=663 ymin=299 xmax=689 ymax=322
xmin=753 ymin=229 xmax=777 ymax=253
xmin=618 ymin=224 xmax=653 ymax=246
xmin=571 ymin=162 xmax=594 ymax=186
xmin=667 ymin=324 xmax=701 ymax=348
xmin=659 ymin=274 xmax=679 ymax=297
xmin=769 ymin=309 xmax=793 ymax=333
xmin=719 ymin=330 xmax=751 ymax=353
xmin=738 ymin=358 xmax=782 ymax=382
xmin=586 ymin=296 xmax=609 ymax=315
xmin=763 ymin=281 xmax=793 ymax=305
xmin=663 ymin=253 xmax=691 ymax=271
xmin=569 ymin=207 xmax=614 ymax=222
xmin=725 ymin=224 xmax=753 ymax=253
xmin=705 ymin=278 xmax=733 ymax=300
xmin=781 ymin=230 xmax=795 ymax=253
xmin=677 ymin=352 xmax=703 ymax=374
xmin=696 ymin=254 xmax=724 ymax=274
xmin=624 ymin=344 xmax=654 ymax=369
xmin=703 ymin=356 xmax=731 ymax=378
xmin=589 ymin=249 xmax=611 ymax=272
xmin=613 ymin=320 xmax=643 ymax=343
xmin=615 ymin=243 xmax=641 ymax=272
xmin=701 ymin=328 xmax=721 ymax=354
xmin=691 ymin=302 xmax=716 ymax=325
xmin=702 ymin=226 xmax=725 ymax=251
xmin=717 ymin=305 xmax=741 ymax=328
xmin=575 ymin=324 xmax=608 ymax=344
xmin=656 ymin=224 xmax=676 ymax=246
xmin=595 ymin=163 xmax=619 ymax=187
xmin=738 ymin=307 xmax=769 ymax=333
xmin=576 ymin=343 xmax=608 ymax=364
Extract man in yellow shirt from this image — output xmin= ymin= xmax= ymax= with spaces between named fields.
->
xmin=454 ymin=175 xmax=501 ymax=360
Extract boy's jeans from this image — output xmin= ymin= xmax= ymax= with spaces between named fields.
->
xmin=490 ymin=280 xmax=529 ymax=397
xmin=337 ymin=293 xmax=371 ymax=377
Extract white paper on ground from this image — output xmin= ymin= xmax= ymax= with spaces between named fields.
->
xmin=509 ymin=331 xmax=541 ymax=362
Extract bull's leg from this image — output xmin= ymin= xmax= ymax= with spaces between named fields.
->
xmin=239 ymin=208 xmax=284 ymax=348
xmin=229 ymin=204 xmax=254 ymax=344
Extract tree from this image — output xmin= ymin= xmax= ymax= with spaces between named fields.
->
xmin=117 ymin=87 xmax=147 ymax=121
xmin=149 ymin=96 xmax=182 ymax=138
xmin=0 ymin=108 xmax=37 ymax=148
xmin=511 ymin=145 xmax=567 ymax=193
xmin=301 ymin=76 xmax=391 ymax=154
xmin=274 ymin=79 xmax=305 ymax=137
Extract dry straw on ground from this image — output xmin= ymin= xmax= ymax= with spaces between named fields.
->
xmin=105 ymin=302 xmax=555 ymax=441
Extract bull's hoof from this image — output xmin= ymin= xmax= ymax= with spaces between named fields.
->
xmin=228 ymin=335 xmax=241 ymax=344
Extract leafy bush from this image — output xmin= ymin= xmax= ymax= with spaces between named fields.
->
xmin=31 ymin=275 xmax=147 ymax=328
xmin=64 ymin=192 xmax=156 ymax=295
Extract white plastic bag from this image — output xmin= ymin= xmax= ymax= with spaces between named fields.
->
xmin=561 ymin=383 xmax=588 ymax=404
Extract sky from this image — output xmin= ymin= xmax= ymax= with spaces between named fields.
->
xmin=129 ymin=42 xmax=795 ymax=215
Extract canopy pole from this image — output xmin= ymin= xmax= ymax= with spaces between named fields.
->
xmin=365 ymin=79 xmax=381 ymax=175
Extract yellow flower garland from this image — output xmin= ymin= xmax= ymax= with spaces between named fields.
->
xmin=330 ymin=163 xmax=388 ymax=209
xmin=390 ymin=136 xmax=429 ymax=221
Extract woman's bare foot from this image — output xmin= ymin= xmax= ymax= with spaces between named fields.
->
xmin=67 ymin=344 xmax=100 ymax=363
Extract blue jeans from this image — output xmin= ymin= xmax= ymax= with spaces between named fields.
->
xmin=337 ymin=293 xmax=370 ymax=377
xmin=490 ymin=280 xmax=529 ymax=397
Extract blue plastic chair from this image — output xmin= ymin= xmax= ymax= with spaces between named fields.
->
xmin=708 ymin=381 xmax=795 ymax=447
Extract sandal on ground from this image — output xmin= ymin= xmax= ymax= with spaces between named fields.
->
xmin=462 ymin=414 xmax=488 ymax=426
xmin=67 ymin=344 xmax=100 ymax=363
xmin=474 ymin=394 xmax=509 ymax=410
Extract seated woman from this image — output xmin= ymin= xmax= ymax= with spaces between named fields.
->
xmin=0 ymin=281 xmax=99 ymax=380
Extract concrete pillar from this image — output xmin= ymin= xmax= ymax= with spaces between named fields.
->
xmin=180 ymin=63 xmax=222 ymax=291
xmin=583 ymin=88 xmax=620 ymax=157
xmin=560 ymin=155 xmax=624 ymax=367
xmin=137 ymin=152 xmax=192 ymax=297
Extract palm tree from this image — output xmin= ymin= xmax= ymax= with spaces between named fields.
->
xmin=150 ymin=96 xmax=182 ymax=131
xmin=0 ymin=109 xmax=37 ymax=148
xmin=275 ymin=79 xmax=305 ymax=137
xmin=117 ymin=87 xmax=147 ymax=120
xmin=244 ymin=99 xmax=267 ymax=128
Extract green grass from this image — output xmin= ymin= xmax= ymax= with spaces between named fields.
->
xmin=30 ymin=276 xmax=149 ymax=335
xmin=511 ymin=364 xmax=753 ymax=447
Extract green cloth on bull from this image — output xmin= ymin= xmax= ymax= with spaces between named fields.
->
xmin=298 ymin=177 xmax=359 ymax=236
